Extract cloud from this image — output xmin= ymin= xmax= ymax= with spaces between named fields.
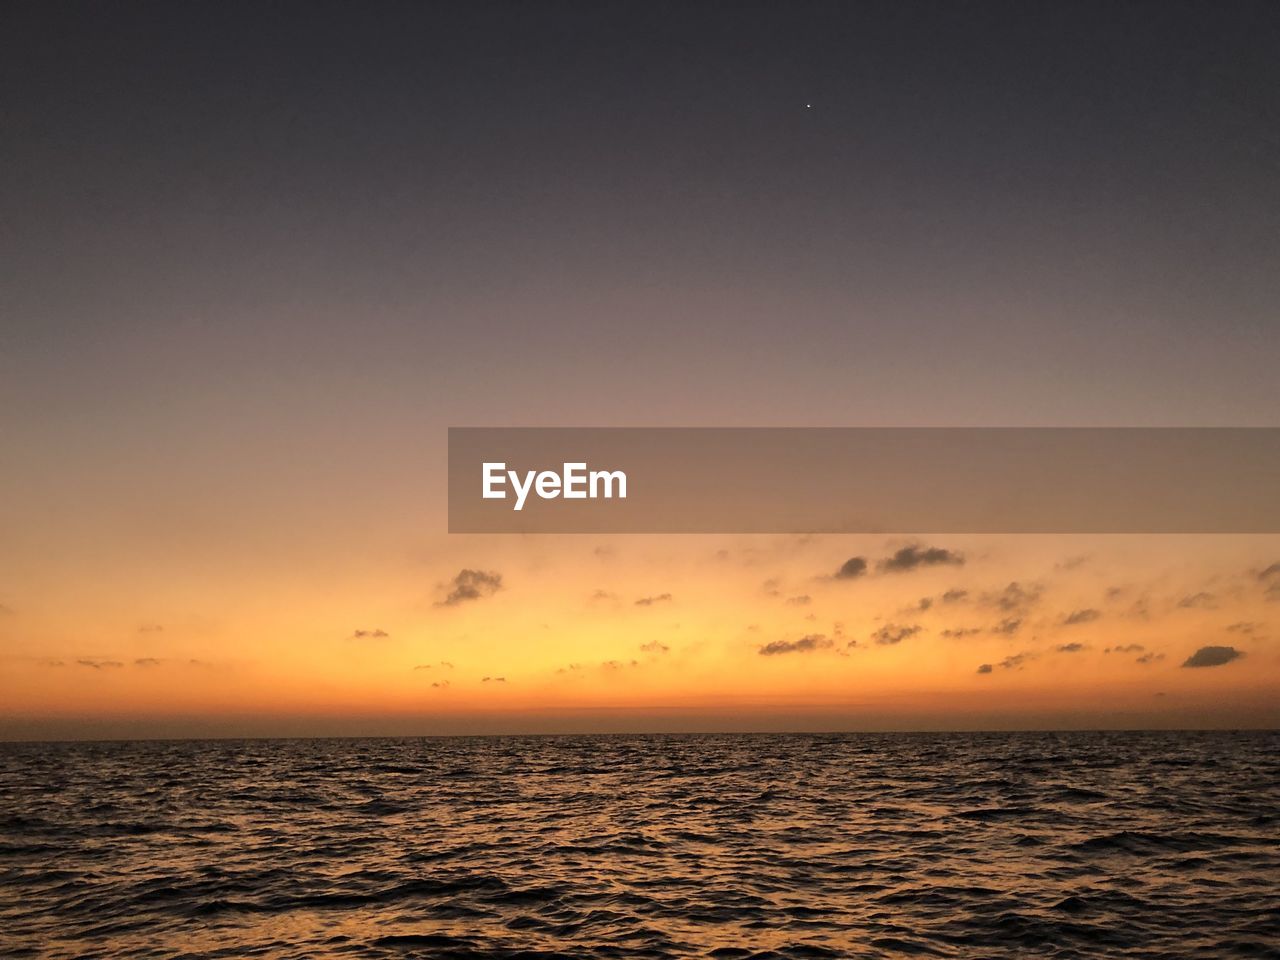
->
xmin=976 ymin=663 xmax=993 ymax=674
xmin=785 ymin=595 xmax=812 ymax=606
xmin=877 ymin=545 xmax=964 ymax=573
xmin=413 ymin=662 xmax=454 ymax=671
xmin=1136 ymin=652 xmax=1166 ymax=664
xmin=1259 ymin=562 xmax=1280 ymax=581
xmin=834 ymin=557 xmax=868 ymax=579
xmin=991 ymin=617 xmax=1022 ymax=636
xmin=134 ymin=657 xmax=164 ymax=667
xmin=1177 ymin=592 xmax=1217 ymax=610
xmin=871 ymin=623 xmax=922 ymax=646
xmin=1054 ymin=642 xmax=1087 ymax=653
xmin=437 ymin=569 xmax=503 ymax=606
xmin=942 ymin=589 xmax=969 ymax=603
xmin=431 ymin=681 xmax=450 ymax=689
xmin=639 ymin=641 xmax=669 ymax=654
xmin=941 ymin=627 xmax=983 ymax=638
xmin=759 ymin=634 xmax=832 ymax=656
xmin=1063 ymin=608 xmax=1101 ymax=626
xmin=999 ymin=652 xmax=1033 ymax=670
xmin=481 ymin=676 xmax=507 ymax=683
xmin=77 ymin=659 xmax=123 ymax=669
xmin=601 ymin=659 xmax=639 ymax=671
xmin=138 ymin=623 xmax=163 ymax=634
xmin=589 ymin=589 xmax=618 ymax=603
xmin=634 ymin=593 xmax=672 ymax=606
xmin=915 ymin=597 xmax=933 ymax=611
xmin=351 ymin=628 xmax=390 ymax=639
xmin=984 ymin=582 xmax=1042 ymax=612
xmin=1225 ymin=622 xmax=1259 ymax=635
xmin=1181 ymin=646 xmax=1242 ymax=668
xmin=1105 ymin=644 xmax=1145 ymax=653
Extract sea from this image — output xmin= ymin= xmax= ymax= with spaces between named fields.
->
xmin=1 ymin=731 xmax=1277 ymax=959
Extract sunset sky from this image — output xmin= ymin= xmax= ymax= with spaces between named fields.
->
xmin=2 ymin=2 xmax=1278 ymax=738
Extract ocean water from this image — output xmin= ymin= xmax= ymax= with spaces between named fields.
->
xmin=1 ymin=732 xmax=1277 ymax=959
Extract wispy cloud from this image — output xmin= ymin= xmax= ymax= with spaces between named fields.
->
xmin=871 ymin=623 xmax=922 ymax=646
xmin=634 ymin=593 xmax=673 ymax=606
xmin=1062 ymin=608 xmax=1100 ymax=626
xmin=759 ymin=634 xmax=831 ymax=656
xmin=351 ymin=628 xmax=389 ymax=639
xmin=998 ymin=652 xmax=1033 ymax=670
xmin=1178 ymin=592 xmax=1217 ymax=610
xmin=983 ymin=582 xmax=1041 ymax=613
xmin=437 ymin=569 xmax=503 ymax=607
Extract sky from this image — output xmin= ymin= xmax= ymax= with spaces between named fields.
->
xmin=2 ymin=1 xmax=1278 ymax=738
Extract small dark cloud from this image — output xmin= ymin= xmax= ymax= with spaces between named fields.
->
xmin=1105 ymin=644 xmax=1145 ymax=653
xmin=437 ymin=569 xmax=503 ymax=607
xmin=1178 ymin=592 xmax=1217 ymax=610
xmin=941 ymin=627 xmax=983 ymax=638
xmin=413 ymin=661 xmax=455 ymax=671
xmin=1054 ymin=642 xmax=1087 ymax=653
xmin=834 ymin=557 xmax=868 ymax=580
xmin=1136 ymin=652 xmax=1166 ymax=665
xmin=351 ymin=628 xmax=390 ymax=640
xmin=999 ymin=652 xmax=1033 ymax=670
xmin=785 ymin=595 xmax=812 ymax=606
xmin=976 ymin=663 xmax=993 ymax=674
xmin=431 ymin=680 xmax=450 ymax=689
xmin=759 ymin=634 xmax=832 ymax=656
xmin=877 ymin=545 xmax=964 ymax=573
xmin=482 ymin=676 xmax=507 ymax=683
xmin=916 ymin=597 xmax=933 ymax=611
xmin=1225 ymin=621 xmax=1258 ymax=635
xmin=138 ymin=623 xmax=163 ymax=634
xmin=77 ymin=659 xmax=123 ymax=669
xmin=991 ymin=617 xmax=1022 ymax=636
xmin=601 ymin=659 xmax=639 ymax=671
xmin=1056 ymin=555 xmax=1090 ymax=571
xmin=134 ymin=657 xmax=164 ymax=667
xmin=1181 ymin=646 xmax=1242 ymax=668
xmin=871 ymin=623 xmax=922 ymax=646
xmin=640 ymin=641 xmax=670 ymax=654
xmin=37 ymin=658 xmax=64 ymax=667
xmin=941 ymin=589 xmax=969 ymax=603
xmin=760 ymin=578 xmax=782 ymax=597
xmin=1063 ymin=608 xmax=1101 ymax=626
xmin=1258 ymin=562 xmax=1280 ymax=581
xmin=634 ymin=593 xmax=672 ymax=606
xmin=589 ymin=589 xmax=618 ymax=603
xmin=984 ymin=582 xmax=1042 ymax=612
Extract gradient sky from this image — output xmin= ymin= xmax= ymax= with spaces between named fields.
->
xmin=2 ymin=2 xmax=1278 ymax=737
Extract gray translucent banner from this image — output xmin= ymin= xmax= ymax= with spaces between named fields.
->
xmin=448 ymin=428 xmax=1280 ymax=533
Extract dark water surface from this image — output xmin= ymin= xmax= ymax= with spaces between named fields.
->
xmin=1 ymin=732 xmax=1277 ymax=959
